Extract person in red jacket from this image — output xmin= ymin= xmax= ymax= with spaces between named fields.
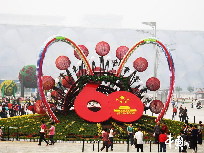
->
xmin=172 ymin=107 xmax=177 ymax=120
xmin=100 ymin=128 xmax=109 ymax=152
xmin=159 ymin=130 xmax=167 ymax=152
xmin=38 ymin=120 xmax=49 ymax=146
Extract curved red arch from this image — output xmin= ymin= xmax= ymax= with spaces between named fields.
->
xmin=37 ymin=36 xmax=93 ymax=123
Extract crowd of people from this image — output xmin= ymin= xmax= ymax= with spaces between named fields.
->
xmin=153 ymin=121 xmax=203 ymax=153
xmin=171 ymin=102 xmax=189 ymax=123
xmin=0 ymin=97 xmax=35 ymax=118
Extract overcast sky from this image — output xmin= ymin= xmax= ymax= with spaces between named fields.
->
xmin=0 ymin=0 xmax=204 ymax=31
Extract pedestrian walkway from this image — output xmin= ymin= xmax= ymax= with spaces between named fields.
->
xmin=145 ymin=102 xmax=204 ymax=124
xmin=0 ymin=141 xmax=203 ymax=153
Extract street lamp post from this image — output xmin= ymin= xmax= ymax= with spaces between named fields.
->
xmin=142 ymin=22 xmax=158 ymax=78
xmin=142 ymin=22 xmax=158 ymax=100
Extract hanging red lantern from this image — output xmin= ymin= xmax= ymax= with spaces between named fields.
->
xmin=146 ymin=77 xmax=160 ymax=91
xmin=149 ymin=100 xmax=164 ymax=114
xmin=95 ymin=41 xmax=110 ymax=56
xmin=116 ymin=46 xmax=129 ymax=60
xmin=62 ymin=76 xmax=75 ymax=88
xmin=133 ymin=57 xmax=148 ymax=72
xmin=55 ymin=56 xmax=71 ymax=70
xmin=74 ymin=45 xmax=89 ymax=60
xmin=42 ymin=76 xmax=55 ymax=90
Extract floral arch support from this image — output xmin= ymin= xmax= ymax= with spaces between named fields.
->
xmin=37 ymin=36 xmax=94 ymax=123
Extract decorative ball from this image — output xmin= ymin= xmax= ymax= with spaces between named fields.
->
xmin=34 ymin=100 xmax=46 ymax=114
xmin=146 ymin=77 xmax=160 ymax=91
xmin=19 ymin=65 xmax=37 ymax=88
xmin=62 ymin=76 xmax=75 ymax=88
xmin=55 ymin=56 xmax=71 ymax=70
xmin=51 ymin=89 xmax=63 ymax=100
xmin=74 ymin=45 xmax=89 ymax=60
xmin=149 ymin=100 xmax=164 ymax=114
xmin=133 ymin=57 xmax=148 ymax=72
xmin=0 ymin=80 xmax=17 ymax=96
xmin=42 ymin=76 xmax=55 ymax=90
xmin=116 ymin=46 xmax=129 ymax=60
xmin=95 ymin=41 xmax=110 ymax=56
xmin=76 ymin=69 xmax=87 ymax=77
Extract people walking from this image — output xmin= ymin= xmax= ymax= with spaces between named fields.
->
xmin=108 ymin=126 xmax=115 ymax=151
xmin=191 ymin=125 xmax=199 ymax=152
xmin=38 ymin=120 xmax=49 ymax=146
xmin=179 ymin=105 xmax=183 ymax=121
xmin=153 ymin=122 xmax=161 ymax=144
xmin=0 ymin=127 xmax=3 ymax=141
xmin=159 ymin=130 xmax=167 ymax=152
xmin=100 ymin=128 xmax=109 ymax=152
xmin=134 ymin=127 xmax=144 ymax=152
xmin=127 ymin=124 xmax=134 ymax=146
xmin=197 ymin=121 xmax=203 ymax=144
xmin=48 ymin=122 xmax=55 ymax=145
xmin=172 ymin=107 xmax=177 ymax=120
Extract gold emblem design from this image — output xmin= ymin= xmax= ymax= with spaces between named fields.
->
xmin=114 ymin=95 xmax=137 ymax=115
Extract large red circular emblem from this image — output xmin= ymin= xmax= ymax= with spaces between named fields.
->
xmin=74 ymin=84 xmax=111 ymax=122
xmin=110 ymin=91 xmax=144 ymax=122
xmin=74 ymin=84 xmax=144 ymax=122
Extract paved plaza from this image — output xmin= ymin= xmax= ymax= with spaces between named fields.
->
xmin=145 ymin=101 xmax=204 ymax=124
xmin=0 ymin=101 xmax=203 ymax=153
xmin=0 ymin=140 xmax=203 ymax=153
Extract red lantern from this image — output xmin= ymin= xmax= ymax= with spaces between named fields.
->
xmin=116 ymin=46 xmax=129 ymax=60
xmin=55 ymin=56 xmax=71 ymax=70
xmin=149 ymin=100 xmax=164 ymax=114
xmin=95 ymin=41 xmax=110 ymax=56
xmin=74 ymin=45 xmax=89 ymax=60
xmin=76 ymin=69 xmax=87 ymax=77
xmin=133 ymin=57 xmax=148 ymax=72
xmin=34 ymin=100 xmax=46 ymax=114
xmin=42 ymin=76 xmax=55 ymax=90
xmin=62 ymin=76 xmax=75 ymax=88
xmin=146 ymin=77 xmax=160 ymax=91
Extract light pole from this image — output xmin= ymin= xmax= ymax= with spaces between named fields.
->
xmin=142 ymin=22 xmax=158 ymax=78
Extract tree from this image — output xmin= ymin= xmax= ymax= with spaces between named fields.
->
xmin=187 ymin=86 xmax=194 ymax=93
